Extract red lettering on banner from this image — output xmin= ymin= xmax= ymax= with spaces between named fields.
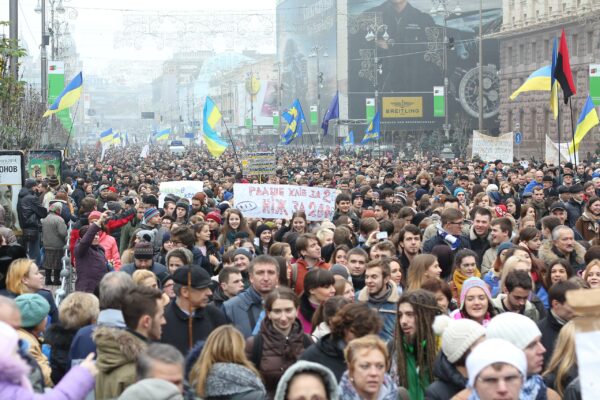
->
xmin=322 ymin=190 xmax=331 ymax=203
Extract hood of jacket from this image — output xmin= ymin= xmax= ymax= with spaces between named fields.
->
xmin=538 ymin=239 xmax=586 ymax=267
xmin=315 ymin=333 xmax=345 ymax=359
xmin=339 ymin=371 xmax=398 ymax=400
xmin=274 ymin=360 xmax=339 ymax=400
xmin=0 ymin=349 xmax=32 ymax=390
xmin=93 ymin=326 xmax=147 ymax=373
xmin=203 ymin=362 xmax=266 ymax=397
xmin=432 ymin=352 xmax=466 ymax=390
xmin=45 ymin=323 xmax=77 ymax=348
xmin=357 ymin=281 xmax=400 ymax=304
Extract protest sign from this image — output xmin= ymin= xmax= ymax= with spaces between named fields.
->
xmin=158 ymin=181 xmax=204 ymax=208
xmin=233 ymin=183 xmax=336 ymax=221
xmin=471 ymin=131 xmax=513 ymax=163
xmin=545 ymin=135 xmax=574 ymax=165
xmin=242 ymin=152 xmax=277 ymax=177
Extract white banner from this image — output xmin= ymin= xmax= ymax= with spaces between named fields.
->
xmin=140 ymin=144 xmax=149 ymax=159
xmin=0 ymin=154 xmax=23 ymax=185
xmin=471 ymin=131 xmax=514 ymax=163
xmin=233 ymin=183 xmax=336 ymax=221
xmin=545 ymin=135 xmax=574 ymax=165
xmin=159 ymin=181 xmax=204 ymax=208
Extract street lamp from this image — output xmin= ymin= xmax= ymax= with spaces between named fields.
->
xmin=309 ymin=45 xmax=327 ymax=146
xmin=363 ymin=20 xmax=390 ymax=115
xmin=430 ymin=0 xmax=462 ymax=139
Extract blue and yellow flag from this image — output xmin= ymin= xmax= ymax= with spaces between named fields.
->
xmin=343 ymin=130 xmax=354 ymax=146
xmin=281 ymin=99 xmax=306 ymax=145
xmin=203 ymin=97 xmax=228 ymax=158
xmin=156 ymin=128 xmax=170 ymax=141
xmin=568 ymin=96 xmax=599 ymax=156
xmin=112 ymin=131 xmax=121 ymax=146
xmin=510 ymin=66 xmax=552 ymax=100
xmin=43 ymin=72 xmax=83 ymax=117
xmin=360 ymin=112 xmax=381 ymax=145
xmin=99 ymin=128 xmax=113 ymax=144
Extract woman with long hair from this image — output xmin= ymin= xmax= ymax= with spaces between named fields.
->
xmin=544 ymin=259 xmax=574 ymax=289
xmin=274 ymin=211 xmax=308 ymax=242
xmin=245 ymin=288 xmax=312 ymax=398
xmin=583 ymin=259 xmax=600 ymax=288
xmin=448 ymin=249 xmax=480 ymax=304
xmin=193 ymin=222 xmax=221 ymax=270
xmin=254 ymin=224 xmax=274 ymax=256
xmin=449 ymin=277 xmax=496 ymax=326
xmin=298 ymin=269 xmax=336 ymax=334
xmin=189 ymin=325 xmax=267 ymax=400
xmin=217 ymin=209 xmax=254 ymax=251
xmin=519 ymin=204 xmax=538 ymax=222
xmin=575 ymin=196 xmax=600 ymax=242
xmin=543 ymin=321 xmax=578 ymax=398
xmin=516 ymin=227 xmax=542 ymax=256
xmin=311 ymin=296 xmax=351 ymax=342
xmin=407 ymin=254 xmax=441 ymax=291
xmin=269 ymin=242 xmax=293 ymax=265
xmin=329 ymin=245 xmax=350 ymax=266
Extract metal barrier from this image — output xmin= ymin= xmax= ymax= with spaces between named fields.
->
xmin=54 ymin=222 xmax=74 ymax=306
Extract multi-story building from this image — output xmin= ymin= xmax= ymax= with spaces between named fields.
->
xmin=498 ymin=0 xmax=600 ymax=161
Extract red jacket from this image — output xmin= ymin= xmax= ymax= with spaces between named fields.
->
xmin=288 ymin=258 xmax=330 ymax=295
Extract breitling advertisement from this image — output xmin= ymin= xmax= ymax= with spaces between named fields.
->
xmin=347 ymin=0 xmax=502 ymax=131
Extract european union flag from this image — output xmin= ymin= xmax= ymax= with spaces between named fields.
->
xmin=281 ymin=99 xmax=306 ymax=145
xmin=360 ymin=111 xmax=381 ymax=145
xmin=321 ymin=91 xmax=339 ymax=136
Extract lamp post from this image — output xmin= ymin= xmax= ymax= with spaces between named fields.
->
xmin=35 ymin=0 xmax=50 ymax=105
xmin=273 ymin=62 xmax=283 ymax=139
xmin=363 ymin=21 xmax=389 ymax=116
xmin=309 ymin=45 xmax=327 ymax=147
xmin=430 ymin=0 xmax=462 ymax=139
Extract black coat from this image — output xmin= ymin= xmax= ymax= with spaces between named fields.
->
xmin=538 ymin=311 xmax=564 ymax=368
xmin=423 ymin=233 xmax=471 ymax=255
xmin=17 ymin=187 xmax=47 ymax=230
xmin=160 ymin=300 xmax=227 ymax=355
xmin=45 ymin=323 xmax=78 ymax=383
xmin=299 ymin=334 xmax=346 ymax=381
xmin=425 ymin=352 xmax=466 ymax=400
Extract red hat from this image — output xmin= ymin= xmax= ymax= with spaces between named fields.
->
xmin=107 ymin=187 xmax=117 ymax=193
xmin=495 ymin=205 xmax=508 ymax=217
xmin=88 ymin=211 xmax=102 ymax=222
xmin=206 ymin=211 xmax=222 ymax=224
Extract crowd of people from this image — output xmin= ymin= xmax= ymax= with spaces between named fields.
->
xmin=0 ymin=145 xmax=598 ymax=399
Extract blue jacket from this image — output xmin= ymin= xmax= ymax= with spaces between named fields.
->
xmin=120 ymin=261 xmax=169 ymax=283
xmin=222 ymin=286 xmax=263 ymax=338
xmin=356 ymin=282 xmax=399 ymax=342
xmin=523 ymin=179 xmax=542 ymax=194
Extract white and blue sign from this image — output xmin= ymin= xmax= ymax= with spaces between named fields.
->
xmin=514 ymin=131 xmax=522 ymax=145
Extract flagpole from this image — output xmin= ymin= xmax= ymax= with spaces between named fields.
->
xmin=63 ymin=100 xmax=81 ymax=153
xmin=568 ymin=98 xmax=577 ymax=164
xmin=221 ymin=118 xmax=243 ymax=173
xmin=558 ymin=103 xmax=562 ymax=167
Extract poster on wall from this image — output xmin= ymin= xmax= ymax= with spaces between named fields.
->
xmin=27 ymin=150 xmax=63 ymax=181
xmin=0 ymin=151 xmax=25 ymax=232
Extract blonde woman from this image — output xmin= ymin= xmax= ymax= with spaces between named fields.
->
xmin=132 ymin=269 xmax=170 ymax=307
xmin=189 ymin=325 xmax=266 ymax=399
xmin=583 ymin=259 xmax=600 ymax=288
xmin=543 ymin=321 xmax=578 ymax=398
xmin=3 ymin=258 xmax=58 ymax=323
xmin=407 ymin=254 xmax=442 ymax=291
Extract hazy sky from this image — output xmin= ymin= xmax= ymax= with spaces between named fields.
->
xmin=1 ymin=0 xmax=276 ymax=79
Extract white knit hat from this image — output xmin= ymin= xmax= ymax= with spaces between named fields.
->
xmin=433 ymin=315 xmax=486 ymax=363
xmin=466 ymin=338 xmax=527 ymax=388
xmin=486 ymin=312 xmax=541 ymax=350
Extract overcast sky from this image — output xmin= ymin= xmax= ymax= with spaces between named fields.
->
xmin=1 ymin=0 xmax=276 ymax=78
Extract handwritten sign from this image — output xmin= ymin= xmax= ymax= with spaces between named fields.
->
xmin=158 ymin=181 xmax=204 ymax=208
xmin=471 ymin=131 xmax=513 ymax=163
xmin=545 ymin=135 xmax=574 ymax=165
xmin=233 ymin=183 xmax=335 ymax=221
xmin=242 ymin=152 xmax=277 ymax=176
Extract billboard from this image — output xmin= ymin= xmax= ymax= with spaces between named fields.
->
xmin=0 ymin=151 xmax=25 ymax=232
xmin=276 ymin=0 xmax=338 ymax=134
xmin=236 ymin=79 xmax=279 ymax=128
xmin=347 ymin=0 xmax=502 ymax=133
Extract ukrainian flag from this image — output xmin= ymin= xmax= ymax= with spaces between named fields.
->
xmin=510 ymin=66 xmax=552 ymax=100
xmin=203 ymin=97 xmax=228 ymax=158
xmin=112 ymin=131 xmax=121 ymax=145
xmin=360 ymin=112 xmax=381 ymax=145
xmin=43 ymin=72 xmax=83 ymax=117
xmin=568 ymin=96 xmax=599 ymax=156
xmin=156 ymin=128 xmax=170 ymax=141
xmin=99 ymin=128 xmax=113 ymax=144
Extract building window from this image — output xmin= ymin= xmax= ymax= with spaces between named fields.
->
xmin=588 ymin=31 xmax=594 ymax=54
xmin=508 ymin=110 xmax=513 ymax=132
xmin=519 ymin=110 xmax=524 ymax=133
xmin=519 ymin=44 xmax=525 ymax=64
xmin=544 ymin=39 xmax=550 ymax=59
xmin=572 ymin=34 xmax=578 ymax=56
xmin=544 ymin=109 xmax=549 ymax=140
xmin=532 ymin=41 xmax=537 ymax=59
xmin=508 ymin=46 xmax=514 ymax=64
xmin=531 ymin=109 xmax=537 ymax=139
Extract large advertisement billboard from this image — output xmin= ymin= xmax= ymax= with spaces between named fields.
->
xmin=347 ymin=0 xmax=502 ymax=133
xmin=276 ymin=0 xmax=338 ymax=134
xmin=236 ymin=79 xmax=279 ymax=128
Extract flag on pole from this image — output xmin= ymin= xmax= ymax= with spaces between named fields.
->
xmin=553 ymin=29 xmax=576 ymax=105
xmin=360 ymin=112 xmax=381 ymax=145
xmin=156 ymin=128 xmax=171 ymax=141
xmin=321 ymin=91 xmax=339 ymax=136
xmin=510 ymin=66 xmax=552 ymax=100
xmin=203 ymin=97 xmax=229 ymax=158
xmin=140 ymin=144 xmax=150 ymax=158
xmin=43 ymin=72 xmax=83 ymax=117
xmin=99 ymin=128 xmax=113 ymax=144
xmin=112 ymin=131 xmax=121 ymax=146
xmin=281 ymin=99 xmax=306 ymax=145
xmin=568 ymin=96 xmax=599 ymax=156
xmin=550 ymin=37 xmax=559 ymax=119
xmin=343 ymin=130 xmax=354 ymax=145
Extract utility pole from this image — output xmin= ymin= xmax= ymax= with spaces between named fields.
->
xmin=9 ymin=0 xmax=18 ymax=80
xmin=478 ymin=0 xmax=484 ymax=132
xmin=41 ymin=0 xmax=48 ymax=105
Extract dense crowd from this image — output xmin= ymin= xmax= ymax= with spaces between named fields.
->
xmin=1 ymin=145 xmax=599 ymax=399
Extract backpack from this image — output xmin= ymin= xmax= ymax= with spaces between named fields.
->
xmin=250 ymin=333 xmax=313 ymax=369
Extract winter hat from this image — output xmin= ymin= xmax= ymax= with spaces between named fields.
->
xmin=466 ymin=338 xmax=527 ymax=388
xmin=119 ymin=378 xmax=183 ymax=400
xmin=134 ymin=242 xmax=155 ymax=260
xmin=485 ymin=184 xmax=499 ymax=193
xmin=162 ymin=231 xmax=171 ymax=245
xmin=255 ymin=224 xmax=271 ymax=239
xmin=234 ymin=231 xmax=250 ymax=240
xmin=486 ymin=312 xmax=542 ymax=350
xmin=48 ymin=202 xmax=62 ymax=215
xmin=415 ymin=188 xmax=428 ymax=201
xmin=459 ymin=277 xmax=492 ymax=310
xmin=217 ymin=202 xmax=230 ymax=214
xmin=144 ymin=207 xmax=161 ymax=222
xmin=223 ymin=191 xmax=234 ymax=202
xmin=88 ymin=210 xmax=102 ymax=223
xmin=47 ymin=175 xmax=60 ymax=188
xmin=233 ymin=248 xmax=253 ymax=261
xmin=275 ymin=360 xmax=339 ymax=400
xmin=453 ymin=187 xmax=466 ymax=197
xmin=330 ymin=264 xmax=350 ymax=280
xmin=205 ymin=211 xmax=222 ymax=224
xmin=175 ymin=200 xmax=189 ymax=210
xmin=15 ymin=293 xmax=50 ymax=329
xmin=494 ymin=204 xmax=508 ymax=217
xmin=137 ymin=229 xmax=156 ymax=243
xmin=496 ymin=241 xmax=515 ymax=255
xmin=106 ymin=201 xmax=122 ymax=213
xmin=433 ymin=315 xmax=486 ymax=363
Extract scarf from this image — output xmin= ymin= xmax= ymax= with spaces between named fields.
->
xmin=339 ymin=371 xmax=399 ymax=400
xmin=437 ymin=226 xmax=461 ymax=250
xmin=369 ymin=283 xmax=392 ymax=305
xmin=453 ymin=268 xmax=481 ymax=297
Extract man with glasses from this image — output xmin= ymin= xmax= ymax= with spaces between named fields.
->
xmin=423 ymin=208 xmax=471 ymax=255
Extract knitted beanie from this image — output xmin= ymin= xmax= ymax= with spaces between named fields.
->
xmin=433 ymin=315 xmax=486 ymax=363
xmin=459 ymin=277 xmax=492 ymax=310
xmin=255 ymin=224 xmax=271 ymax=239
xmin=233 ymin=248 xmax=253 ymax=260
xmin=205 ymin=211 xmax=222 ymax=224
xmin=88 ymin=210 xmax=102 ymax=222
xmin=144 ymin=207 xmax=160 ymax=222
xmin=486 ymin=312 xmax=542 ymax=350
xmin=15 ymin=293 xmax=50 ymax=328
xmin=466 ymin=338 xmax=527 ymax=388
xmin=48 ymin=202 xmax=62 ymax=215
xmin=453 ymin=187 xmax=466 ymax=197
xmin=134 ymin=242 xmax=155 ymax=260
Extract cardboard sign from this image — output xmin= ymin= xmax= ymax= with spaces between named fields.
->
xmin=233 ymin=183 xmax=335 ymax=221
xmin=471 ymin=131 xmax=513 ymax=163
xmin=158 ymin=181 xmax=204 ymax=208
xmin=242 ymin=152 xmax=277 ymax=177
